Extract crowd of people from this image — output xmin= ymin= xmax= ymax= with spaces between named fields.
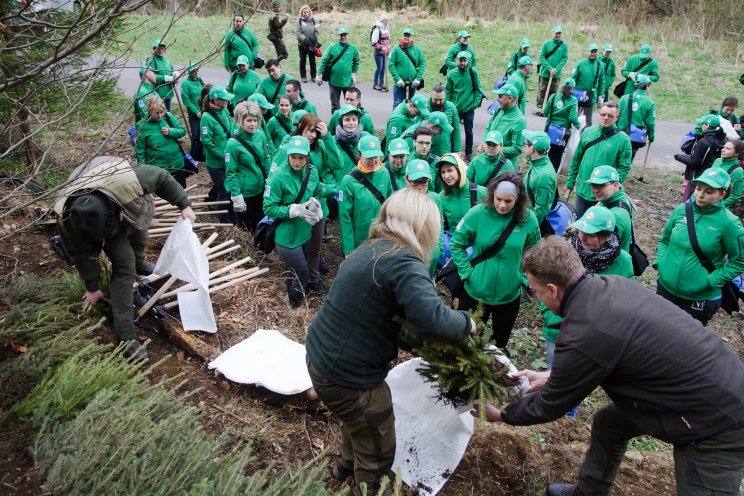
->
xmin=112 ymin=12 xmax=744 ymax=495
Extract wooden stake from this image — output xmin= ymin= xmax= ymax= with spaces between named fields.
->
xmin=635 ymin=143 xmax=652 ymax=182
xmin=162 ymin=268 xmax=269 ymax=310
xmin=160 ymin=267 xmax=260 ymax=300
xmin=206 ymin=244 xmax=240 ymax=260
xmin=541 ymin=73 xmax=554 ymax=111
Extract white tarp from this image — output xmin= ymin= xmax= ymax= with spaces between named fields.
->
xmin=153 ymin=218 xmax=216 ymax=333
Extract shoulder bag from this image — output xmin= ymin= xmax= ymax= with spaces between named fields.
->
xmin=401 ymin=46 xmax=424 ymax=90
xmin=605 ymin=199 xmax=648 ymax=276
xmin=613 ymin=57 xmax=651 ymax=98
xmin=233 ymin=134 xmax=267 ymax=179
xmin=544 ymin=94 xmax=571 ymax=147
xmin=350 ymin=168 xmax=386 ymax=205
xmin=164 ymin=113 xmax=198 ymax=175
xmin=322 ymin=44 xmax=349 ymax=82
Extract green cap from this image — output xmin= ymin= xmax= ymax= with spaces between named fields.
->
xmin=338 ymin=103 xmax=361 ymax=117
xmin=572 ymin=206 xmax=616 ymax=234
xmin=588 ymin=43 xmax=599 ymax=51
xmin=458 ymin=30 xmax=470 ymax=38
xmin=636 ymin=74 xmax=652 ymax=85
xmin=67 ymin=193 xmax=113 ymax=241
xmin=286 ymin=136 xmax=310 ymax=156
xmin=387 ymin=138 xmax=410 ymax=156
xmin=209 ymin=85 xmax=235 ymax=102
xmin=248 ymin=93 xmax=275 ymax=110
xmin=693 ymin=167 xmax=731 ymax=190
xmin=484 ymin=130 xmax=503 ymax=145
xmin=518 ymin=55 xmax=534 ymax=67
xmin=520 ymin=37 xmax=531 ymax=48
xmin=410 ymin=94 xmax=431 ymax=117
xmin=435 ymin=154 xmax=458 ymax=168
xmin=187 ymin=64 xmax=200 ymax=73
xmin=292 ymin=109 xmax=308 ymax=125
xmin=603 ymin=43 xmax=613 ymax=52
xmin=585 ymin=165 xmax=621 ymax=184
xmin=494 ymin=83 xmax=518 ymax=98
xmin=403 ymin=28 xmax=414 ymax=36
xmin=358 ymin=135 xmax=384 ymax=158
xmin=639 ymin=44 xmax=651 ymax=58
xmin=406 ymin=160 xmax=432 ymax=181
xmin=428 ymin=111 xmax=453 ymax=133
xmin=236 ymin=55 xmax=250 ymax=66
xmin=523 ymin=130 xmax=551 ymax=153
xmin=271 ymin=0 xmax=281 ymax=6
xmin=699 ymin=114 xmax=721 ymax=128
xmin=563 ymin=77 xmax=576 ymax=87
xmin=152 ymin=39 xmax=166 ymax=49
xmin=552 ymin=26 xmax=563 ymax=33
xmin=456 ymin=50 xmax=471 ymax=60
xmin=338 ymin=27 xmax=349 ymax=35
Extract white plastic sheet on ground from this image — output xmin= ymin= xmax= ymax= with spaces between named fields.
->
xmin=153 ymin=218 xmax=216 ymax=333
xmin=560 ymin=114 xmax=585 ymax=175
xmin=207 ymin=329 xmax=312 ymax=395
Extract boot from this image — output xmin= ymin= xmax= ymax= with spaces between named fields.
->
xmin=120 ymin=339 xmax=151 ymax=363
xmin=331 ymin=460 xmax=354 ymax=481
xmin=545 ymin=483 xmax=584 ymax=496
xmin=136 ymin=260 xmax=156 ymax=276
xmin=306 ymin=279 xmax=328 ymax=295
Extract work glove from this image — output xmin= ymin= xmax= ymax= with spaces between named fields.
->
xmin=412 ymin=79 xmax=420 ymax=88
xmin=163 ymin=75 xmax=173 ymax=83
xmin=628 ymin=71 xmax=636 ymax=81
xmin=305 ymin=197 xmax=323 ymax=219
xmin=231 ymin=195 xmax=247 ymax=213
xmin=172 ymin=70 xmax=180 ymax=79
xmin=351 ymin=73 xmax=358 ymax=87
xmin=396 ymin=79 xmax=405 ymax=88
xmin=289 ymin=203 xmax=320 ymax=225
xmin=315 ymin=77 xmax=323 ymax=86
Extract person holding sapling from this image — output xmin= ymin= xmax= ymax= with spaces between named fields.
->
xmin=473 ymin=236 xmax=744 ymax=496
xmin=306 ymin=188 xmax=476 ymax=495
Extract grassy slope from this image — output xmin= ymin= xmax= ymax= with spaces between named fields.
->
xmin=117 ymin=11 xmax=743 ymax=122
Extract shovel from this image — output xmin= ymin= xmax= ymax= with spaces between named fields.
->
xmin=635 ymin=143 xmax=652 ymax=183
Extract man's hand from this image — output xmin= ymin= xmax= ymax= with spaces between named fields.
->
xmin=82 ymin=289 xmax=104 ymax=312
xmin=470 ymin=403 xmax=502 ymax=422
xmin=412 ymin=79 xmax=420 ymax=88
xmin=180 ymin=206 xmax=196 ymax=223
xmin=550 ymin=68 xmax=557 ymax=77
xmin=397 ymin=79 xmax=405 ymax=88
xmin=225 ymin=67 xmax=232 ymax=74
xmin=513 ymin=369 xmax=550 ymax=393
xmin=476 ymin=142 xmax=486 ymax=154
xmin=351 ymin=73 xmax=358 ymax=87
xmin=161 ymin=127 xmax=170 ymax=136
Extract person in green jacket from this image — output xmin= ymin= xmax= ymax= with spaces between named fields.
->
xmin=385 ymin=94 xmax=429 ymax=141
xmin=467 ymin=130 xmax=514 ymax=187
xmin=226 ymin=55 xmax=261 ymax=106
xmin=536 ymin=26 xmax=569 ymax=115
xmin=389 ymin=27 xmax=427 ymax=109
xmin=483 ymin=84 xmax=526 ymax=164
xmin=318 ymin=27 xmax=360 ymax=113
xmin=223 ymin=14 xmax=259 ymax=72
xmin=506 ymin=37 xmax=530 ymax=76
xmin=247 ymin=93 xmax=276 ymax=139
xmin=543 ymin=78 xmax=581 ymax=171
xmin=598 ymin=43 xmax=616 ymax=103
xmin=200 ymin=85 xmax=237 ymax=224
xmin=717 ymin=96 xmax=743 ymax=139
xmin=266 ymin=94 xmax=293 ymax=150
xmin=436 ymin=153 xmax=486 ymax=231
xmin=306 ymin=188 xmax=475 ymax=495
xmin=655 ymin=167 xmax=744 ymax=325
xmin=338 ymin=135 xmax=395 ymax=256
xmin=256 ymin=59 xmax=292 ymax=114
xmin=145 ymin=39 xmax=178 ymax=110
xmin=385 ymin=138 xmax=409 ymax=191
xmin=328 ymin=87 xmax=376 ymax=135
xmin=522 ymin=131 xmax=558 ymax=229
xmin=225 ymin=101 xmax=272 ymax=232
xmin=428 ymin=83 xmax=462 ymax=156
xmin=450 ymin=172 xmax=541 ymax=347
xmin=445 ymin=50 xmax=483 ymax=160
xmin=570 ymin=44 xmax=605 ymax=127
xmin=565 ymin=101 xmax=632 ymax=217
xmin=264 ymin=136 xmax=332 ymax=307
xmin=620 ymin=44 xmax=660 ymax=96
xmin=586 ymin=165 xmax=634 ymax=252
xmin=333 ymin=104 xmax=373 ymax=180
xmin=507 ymin=55 xmax=533 ymax=115
xmin=714 ymin=139 xmax=744 ymax=210
xmin=180 ymin=64 xmax=204 ymax=154
xmin=285 ymin=79 xmax=317 ymax=115
xmin=135 ymin=95 xmax=187 ymax=186
xmin=401 ymin=111 xmax=452 ymax=152
xmin=133 ymin=69 xmax=158 ymax=123
xmin=617 ymin=74 xmax=656 ymax=160
xmin=405 ymin=159 xmax=445 ymax=274
xmin=402 ymin=127 xmax=440 ymax=192
xmin=443 ymin=30 xmax=477 ymax=74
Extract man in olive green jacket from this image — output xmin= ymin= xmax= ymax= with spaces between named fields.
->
xmin=570 ymin=44 xmax=605 ymax=127
xmin=536 ymin=26 xmax=569 ymax=115
xmin=389 ymin=28 xmax=427 ymax=109
xmin=620 ymin=44 xmax=660 ymax=96
xmin=318 ymin=27 xmax=360 ymax=113
xmin=223 ymin=13 xmax=259 ymax=72
xmin=617 ymin=75 xmax=656 ymax=160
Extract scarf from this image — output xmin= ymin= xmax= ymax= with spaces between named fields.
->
xmin=334 ymin=124 xmax=363 ymax=143
xmin=570 ymin=232 xmax=621 ymax=274
xmin=357 ymin=160 xmax=382 ymax=174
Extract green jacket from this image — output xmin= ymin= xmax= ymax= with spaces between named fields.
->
xmin=620 ymin=56 xmax=660 ymax=95
xmin=385 ymin=102 xmax=420 ymax=141
xmin=656 ymin=201 xmax=744 ymax=301
xmin=256 ymin=73 xmax=291 ymax=107
xmin=225 ymin=128 xmax=271 ymax=198
xmin=292 ymin=97 xmax=318 ymax=115
xmin=227 ymin=70 xmax=261 ymax=105
xmin=544 ymin=93 xmax=580 ymax=130
xmin=506 ymin=70 xmax=529 ymax=114
xmin=506 ymin=49 xmax=527 ymax=76
xmin=538 ymin=39 xmax=568 ymax=78
xmin=617 ymin=89 xmax=656 ymax=142
xmin=598 ymin=189 xmax=634 ymax=252
xmin=715 ymin=157 xmax=744 ymax=209
xmin=439 ymin=182 xmax=487 ymax=231
xmin=266 ymin=114 xmax=292 ymax=150
xmin=133 ymin=82 xmax=158 ymax=123
xmin=570 ymin=57 xmax=605 ymax=104
xmin=485 ymin=105 xmax=527 ymax=162
xmin=451 ymin=205 xmax=540 ymax=304
xmin=305 ymin=239 xmax=471 ymax=389
xmin=466 ymin=153 xmax=514 ymax=187
xmin=389 ymin=43 xmax=426 ymax=83
xmin=524 ymin=156 xmax=558 ymax=225
xmin=428 ymin=100 xmax=462 ymax=156
xmin=386 ymin=163 xmax=407 ymax=190
xmin=566 ymin=125 xmax=632 ymax=201
xmin=134 ymin=113 xmax=186 ymax=172
xmin=145 ymin=54 xmax=175 ymax=100
xmin=318 ymin=42 xmax=360 ymax=88
xmin=445 ymin=42 xmax=476 ymax=72
xmin=445 ymin=65 xmax=483 ymax=114
xmin=338 ymin=166 xmax=395 ymax=255
xmin=180 ymin=76 xmax=204 ymax=119
xmin=200 ymin=107 xmax=236 ymax=169
xmin=223 ymin=27 xmax=259 ymax=69
xmin=329 ymin=107 xmax=375 ymax=135
xmin=598 ymin=55 xmax=616 ymax=95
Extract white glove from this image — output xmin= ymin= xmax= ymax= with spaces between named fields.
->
xmin=289 ymin=203 xmax=320 ymax=225
xmin=289 ymin=203 xmax=303 ymax=218
xmin=396 ymin=79 xmax=405 ymax=88
xmin=412 ymin=79 xmax=420 ymax=88
xmin=231 ymin=195 xmax=247 ymax=213
xmin=172 ymin=70 xmax=180 ymax=79
xmin=164 ymin=75 xmax=174 ymax=83
xmin=305 ymin=197 xmax=323 ymax=219
xmin=352 ymin=73 xmax=358 ymax=87
xmin=628 ymin=71 xmax=636 ymax=81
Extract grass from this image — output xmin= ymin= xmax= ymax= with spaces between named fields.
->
xmin=116 ymin=11 xmax=743 ymax=122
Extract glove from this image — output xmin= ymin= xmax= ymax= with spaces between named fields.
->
xmin=351 ymin=73 xmax=358 ymax=87
xmin=289 ymin=203 xmax=320 ymax=225
xmin=305 ymin=198 xmax=323 ymax=219
xmin=412 ymin=79 xmax=420 ymax=88
xmin=163 ymin=75 xmax=174 ymax=83
xmin=628 ymin=71 xmax=636 ymax=81
xmin=231 ymin=195 xmax=247 ymax=213
xmin=396 ymin=79 xmax=405 ymax=88
xmin=172 ymin=70 xmax=180 ymax=79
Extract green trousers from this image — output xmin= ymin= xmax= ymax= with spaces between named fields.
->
xmin=579 ymin=403 xmax=744 ymax=495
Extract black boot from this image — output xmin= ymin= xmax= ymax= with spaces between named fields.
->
xmin=120 ymin=339 xmax=151 ymax=363
xmin=545 ymin=483 xmax=584 ymax=496
xmin=331 ymin=460 xmax=353 ymax=481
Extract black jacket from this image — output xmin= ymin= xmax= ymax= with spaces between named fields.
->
xmin=502 ymin=274 xmax=744 ymax=444
xmin=675 ymin=130 xmax=725 ymax=180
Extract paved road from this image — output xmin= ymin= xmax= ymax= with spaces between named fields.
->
xmin=116 ymin=63 xmax=688 ymax=170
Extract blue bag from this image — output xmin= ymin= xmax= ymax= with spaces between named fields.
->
xmin=629 ymin=124 xmax=647 ymax=145
xmin=546 ymin=123 xmax=569 ymax=147
xmin=679 ymin=130 xmax=696 ymax=155
xmin=127 ymin=124 xmax=137 ymax=146
xmin=494 ymin=75 xmax=508 ymax=91
xmin=437 ymin=230 xmax=473 ymax=267
xmin=572 ymin=88 xmax=590 ymax=103
xmin=487 ymin=100 xmax=501 ymax=115
xmin=182 ymin=152 xmax=199 ymax=175
xmin=545 ymin=199 xmax=576 ymax=237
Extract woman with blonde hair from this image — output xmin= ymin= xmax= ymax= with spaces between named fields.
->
xmin=135 ymin=94 xmax=188 ymax=187
xmin=295 ymin=4 xmax=321 ymax=84
xmin=305 ymin=188 xmax=476 ymax=495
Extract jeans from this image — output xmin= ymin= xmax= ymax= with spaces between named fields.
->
xmin=298 ymin=44 xmax=317 ymax=80
xmin=329 ymin=84 xmax=347 ymax=114
xmin=275 ymin=240 xmax=312 ymax=307
xmin=206 ymin=167 xmax=235 ymax=225
xmin=373 ymin=52 xmax=386 ymax=86
xmin=656 ymin=281 xmax=722 ymax=327
xmin=392 ymin=84 xmax=415 ymax=110
xmin=574 ymin=194 xmax=596 ymax=219
xmin=459 ymin=110 xmax=475 ymax=159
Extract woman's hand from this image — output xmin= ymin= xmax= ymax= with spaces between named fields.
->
xmin=317 ymin=122 xmax=328 ymax=136
xmin=161 ymin=127 xmax=170 ymax=136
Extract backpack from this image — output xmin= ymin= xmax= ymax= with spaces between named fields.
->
xmin=369 ymin=25 xmax=377 ymax=46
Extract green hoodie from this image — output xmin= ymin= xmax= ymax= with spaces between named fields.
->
xmin=598 ymin=189 xmax=634 ymax=253
xmin=389 ymin=42 xmax=426 ymax=83
xmin=570 ymin=57 xmax=605 ymax=105
xmin=338 ymin=166 xmax=395 ymax=255
xmin=544 ymin=93 xmax=580 ymax=130
xmin=485 ymin=105 xmax=527 ymax=162
xmin=200 ymin=107 xmax=236 ymax=169
xmin=180 ymin=76 xmax=204 ymax=119
xmin=227 ymin=70 xmax=261 ymax=105
xmin=428 ymin=100 xmax=462 ymax=156
xmin=466 ymin=153 xmax=514 ymax=187
xmin=444 ymin=42 xmax=477 ymax=72
xmin=445 ymin=64 xmax=483 ymax=113
xmin=134 ymin=113 xmax=186 ymax=172
xmin=656 ymin=200 xmax=744 ymax=300
xmin=225 ymin=128 xmax=271 ymax=198
xmin=451 ymin=204 xmax=540 ymax=305
xmin=598 ymin=55 xmax=616 ymax=95
xmin=714 ymin=157 xmax=744 ymax=209
xmin=386 ymin=101 xmax=420 ymax=141
xmin=223 ymin=27 xmax=259 ymax=69
xmin=523 ymin=156 xmax=558 ymax=225
xmin=620 ymin=55 xmax=660 ymax=96
xmin=437 ymin=155 xmax=486 ymax=230
xmin=145 ymin=54 xmax=175 ymax=100
xmin=566 ymin=125 xmax=632 ymax=201
xmin=617 ymin=89 xmax=656 ymax=143
xmin=318 ymin=42 xmax=360 ymax=88
xmin=538 ymin=38 xmax=568 ymax=79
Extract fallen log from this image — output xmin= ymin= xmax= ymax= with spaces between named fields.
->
xmin=159 ymin=317 xmax=221 ymax=361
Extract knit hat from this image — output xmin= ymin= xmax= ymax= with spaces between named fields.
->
xmin=572 ymin=206 xmax=616 ymax=234
xmin=585 ymin=165 xmax=621 ymax=184
xmin=67 ymin=193 xmax=114 ymax=241
xmin=406 ymin=160 xmax=432 ymax=181
xmin=387 ymin=138 xmax=410 ymax=156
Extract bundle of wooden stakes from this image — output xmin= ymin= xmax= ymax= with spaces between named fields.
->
xmin=149 ymin=184 xmax=234 ymax=238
